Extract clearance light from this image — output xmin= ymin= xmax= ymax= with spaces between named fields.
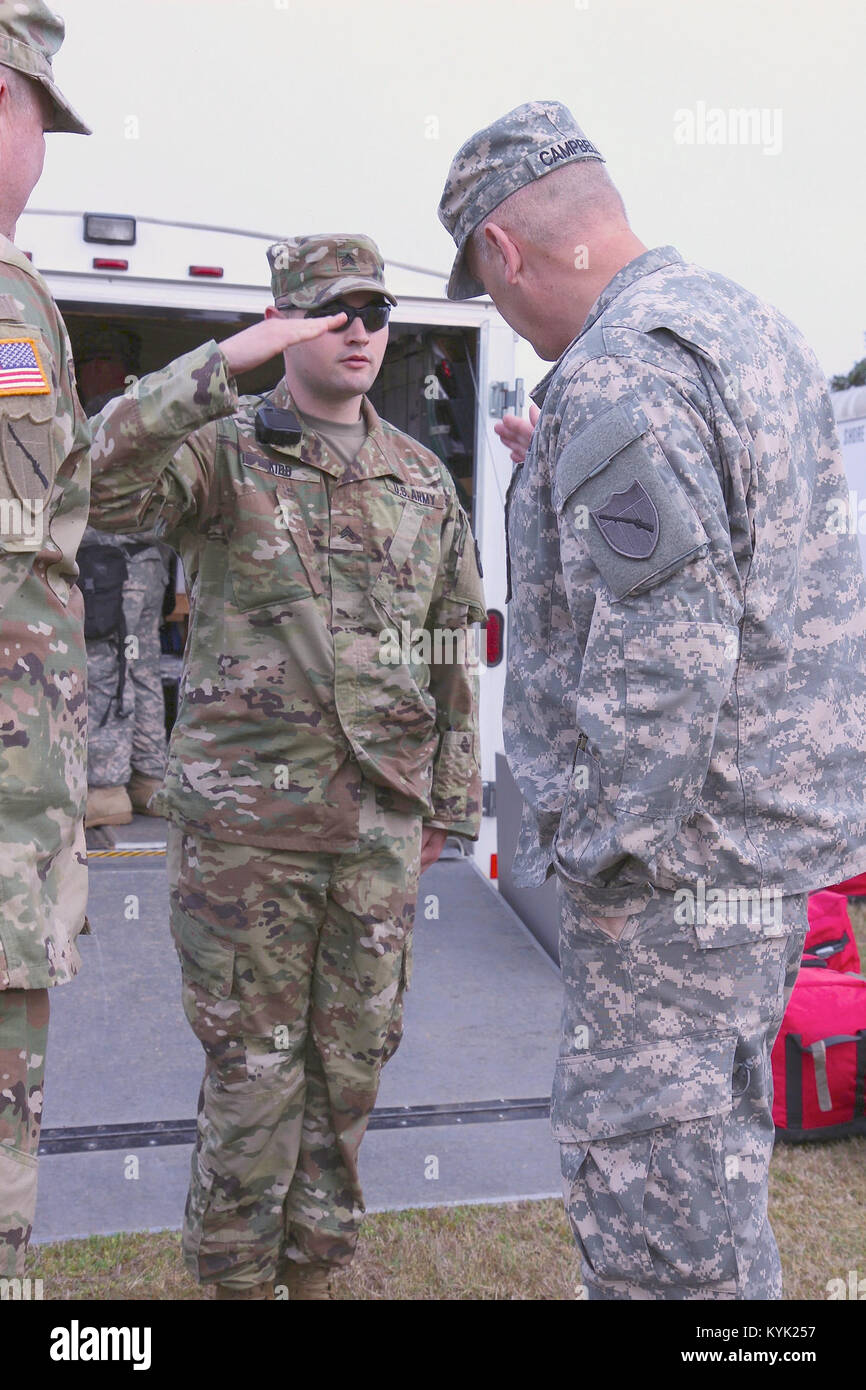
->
xmin=84 ymin=213 xmax=136 ymax=245
xmin=92 ymin=258 xmax=128 ymax=271
xmin=490 ymin=853 xmax=498 ymax=880
xmin=483 ymin=609 xmax=504 ymax=666
xmin=189 ymin=265 xmax=224 ymax=278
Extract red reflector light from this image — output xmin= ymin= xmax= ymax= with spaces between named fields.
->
xmin=483 ymin=609 xmax=504 ymax=666
xmin=490 ymin=853 xmax=498 ymax=880
xmin=92 ymin=257 xmax=128 ymax=271
xmin=189 ymin=265 xmax=224 ymax=278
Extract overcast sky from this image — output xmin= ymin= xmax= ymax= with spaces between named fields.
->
xmin=39 ymin=0 xmax=866 ymax=377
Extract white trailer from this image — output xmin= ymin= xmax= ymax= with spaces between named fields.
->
xmin=17 ymin=208 xmax=531 ymax=878
xmin=833 ymin=385 xmax=866 ymax=573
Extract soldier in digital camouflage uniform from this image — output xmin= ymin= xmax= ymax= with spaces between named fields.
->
xmin=86 ymin=234 xmax=486 ymax=1299
xmin=440 ymin=100 xmax=866 ymax=1300
xmin=75 ymin=327 xmax=171 ymax=831
xmin=0 ymin=0 xmax=343 ymax=1281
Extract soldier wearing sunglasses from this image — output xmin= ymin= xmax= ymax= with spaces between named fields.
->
xmin=87 ymin=233 xmax=486 ymax=1300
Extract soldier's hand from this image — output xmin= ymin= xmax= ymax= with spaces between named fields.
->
xmin=590 ymin=912 xmax=630 ymax=940
xmin=494 ymin=403 xmax=540 ymax=464
xmin=420 ymin=826 xmax=449 ymax=873
xmin=218 ymin=312 xmax=347 ymax=377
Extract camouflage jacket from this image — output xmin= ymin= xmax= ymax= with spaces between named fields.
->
xmin=505 ymin=245 xmax=866 ymax=916
xmin=0 ymin=237 xmax=201 ymax=989
xmin=0 ymin=234 xmax=90 ymax=990
xmin=88 ymin=350 xmax=486 ymax=850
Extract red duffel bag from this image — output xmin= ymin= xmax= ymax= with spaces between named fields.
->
xmin=772 ymin=968 xmax=866 ymax=1141
xmin=802 ymin=890 xmax=861 ymax=974
xmin=825 ymin=871 xmax=866 ymax=896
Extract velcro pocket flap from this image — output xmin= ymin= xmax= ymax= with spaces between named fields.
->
xmin=552 ymin=391 xmax=710 ymax=601
xmin=552 ymin=393 xmax=651 ymax=513
xmin=550 ymin=1030 xmax=737 ymax=1142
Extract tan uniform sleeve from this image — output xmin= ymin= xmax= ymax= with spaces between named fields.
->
xmin=87 ymin=341 xmax=239 ymax=538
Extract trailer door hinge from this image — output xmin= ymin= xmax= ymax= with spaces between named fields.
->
xmin=489 ymin=379 xmax=525 ymax=418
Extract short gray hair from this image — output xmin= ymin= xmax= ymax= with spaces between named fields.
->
xmin=468 ymin=158 xmax=628 ymax=273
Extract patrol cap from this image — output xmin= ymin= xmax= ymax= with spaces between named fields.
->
xmin=438 ymin=100 xmax=604 ymax=300
xmin=267 ymin=234 xmax=398 ymax=310
xmin=0 ymin=0 xmax=90 ymax=135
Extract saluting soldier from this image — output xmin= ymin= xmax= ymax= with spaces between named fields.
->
xmin=86 ymin=234 xmax=486 ymax=1298
xmin=439 ymin=101 xmax=866 ymax=1300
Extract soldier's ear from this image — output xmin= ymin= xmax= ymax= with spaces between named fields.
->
xmin=264 ymin=304 xmax=282 ymax=322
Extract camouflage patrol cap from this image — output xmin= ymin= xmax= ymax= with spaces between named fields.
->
xmin=0 ymin=0 xmax=90 ymax=135
xmin=267 ymin=234 xmax=398 ymax=310
xmin=438 ymin=100 xmax=604 ymax=300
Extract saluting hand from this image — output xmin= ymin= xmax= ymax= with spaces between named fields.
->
xmin=494 ymin=402 xmax=540 ymax=464
xmin=218 ymin=311 xmax=347 ymax=377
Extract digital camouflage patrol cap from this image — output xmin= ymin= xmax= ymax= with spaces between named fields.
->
xmin=438 ymin=100 xmax=604 ymax=300
xmin=267 ymin=234 xmax=398 ymax=310
xmin=0 ymin=0 xmax=90 ymax=135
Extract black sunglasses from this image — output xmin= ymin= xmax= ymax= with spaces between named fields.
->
xmin=303 ymin=298 xmax=391 ymax=333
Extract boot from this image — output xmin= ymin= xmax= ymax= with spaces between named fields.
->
xmin=280 ymin=1263 xmax=335 ymax=1301
xmin=213 ymin=1280 xmax=275 ymax=1300
xmin=86 ymin=785 xmax=133 ymax=827
xmin=127 ymin=771 xmax=163 ymax=815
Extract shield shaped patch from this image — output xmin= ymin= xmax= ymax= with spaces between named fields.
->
xmin=590 ymin=480 xmax=659 ymax=558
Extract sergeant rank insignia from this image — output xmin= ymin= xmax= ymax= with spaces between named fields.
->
xmin=0 ymin=337 xmax=51 ymax=396
xmin=590 ymin=480 xmax=659 ymax=558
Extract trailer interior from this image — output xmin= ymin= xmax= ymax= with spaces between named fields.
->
xmin=61 ymin=304 xmax=481 ymax=729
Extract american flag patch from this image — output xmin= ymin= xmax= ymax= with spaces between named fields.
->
xmin=0 ymin=337 xmax=50 ymax=396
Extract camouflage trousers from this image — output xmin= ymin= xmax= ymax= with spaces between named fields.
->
xmin=87 ymin=548 xmax=169 ymax=787
xmin=551 ymin=882 xmax=809 ymax=1301
xmin=166 ymin=781 xmax=422 ymax=1289
xmin=0 ymin=989 xmax=49 ymax=1277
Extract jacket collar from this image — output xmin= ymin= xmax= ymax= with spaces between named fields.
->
xmin=530 ymin=245 xmax=684 ymax=406
xmin=267 ymin=379 xmax=417 ymax=487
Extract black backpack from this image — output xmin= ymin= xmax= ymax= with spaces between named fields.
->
xmin=76 ymin=544 xmax=128 ymax=727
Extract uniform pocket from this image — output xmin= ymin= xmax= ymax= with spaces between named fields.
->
xmin=615 ymin=618 xmax=738 ymax=819
xmin=228 ymin=479 xmax=316 ymax=611
xmin=370 ymin=500 xmax=441 ymax=626
xmin=551 ymin=1031 xmax=741 ymax=1290
xmin=431 ymin=728 xmax=476 ymax=824
xmin=169 ymin=901 xmax=247 ymax=1085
